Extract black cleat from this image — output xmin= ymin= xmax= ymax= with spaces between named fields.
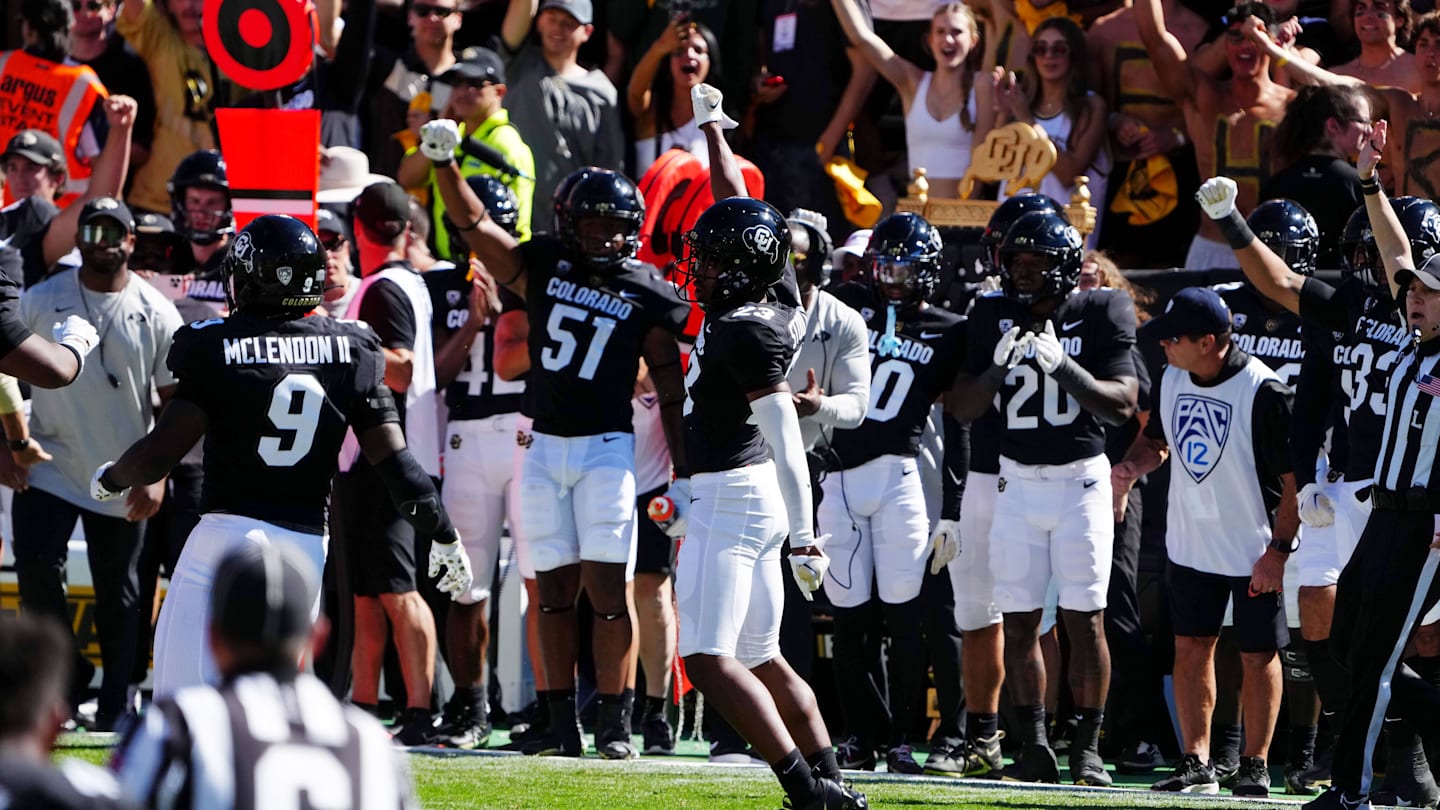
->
xmin=437 ymin=694 xmax=491 ymax=749
xmin=1117 ymin=741 xmax=1166 ymax=774
xmin=1071 ymin=747 xmax=1113 ymax=787
xmin=1303 ymin=787 xmax=1368 ymax=810
xmin=391 ymin=708 xmax=439 ymax=747
xmin=1151 ymin=753 xmax=1219 ymax=794
xmin=885 ymin=744 xmax=923 ymax=775
xmin=1232 ymin=755 xmax=1272 ymax=797
xmin=642 ymin=713 xmax=675 ymax=756
xmin=834 ymin=736 xmax=877 ymax=771
xmin=1003 ymin=743 xmax=1061 ymax=783
xmin=786 ymin=777 xmax=869 ymax=810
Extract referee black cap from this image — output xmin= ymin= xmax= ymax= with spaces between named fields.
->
xmin=211 ymin=543 xmax=318 ymax=648
xmin=1398 ymin=254 xmax=1440 ymax=292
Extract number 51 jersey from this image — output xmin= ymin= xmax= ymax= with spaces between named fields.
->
xmin=521 ymin=237 xmax=690 ymax=437
xmin=167 ymin=313 xmax=391 ymax=534
xmin=964 ymin=289 xmax=1137 ymax=466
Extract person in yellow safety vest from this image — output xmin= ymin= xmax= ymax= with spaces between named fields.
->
xmin=0 ymin=0 xmax=109 ymax=207
xmin=396 ymin=47 xmax=535 ymax=260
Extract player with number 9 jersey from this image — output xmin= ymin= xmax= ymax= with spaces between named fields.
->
xmin=92 ymin=216 xmax=474 ymax=698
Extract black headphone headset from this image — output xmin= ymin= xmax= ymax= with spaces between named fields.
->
xmin=786 ymin=210 xmax=834 ymax=288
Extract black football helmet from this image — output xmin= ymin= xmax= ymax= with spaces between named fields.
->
xmin=223 ymin=215 xmax=326 ymax=317
xmin=998 ymin=211 xmax=1084 ymax=305
xmin=785 ymin=210 xmax=834 ymax=289
xmin=679 ymin=197 xmax=790 ymax=312
xmin=560 ymin=169 xmax=644 ymax=269
xmin=168 ymin=149 xmax=233 ymax=246
xmin=868 ymin=211 xmax=943 ymax=306
xmin=1248 ymin=199 xmax=1319 ymax=276
xmin=1340 ymin=205 xmax=1384 ymax=293
xmin=1393 ymin=196 xmax=1440 ymax=267
xmin=551 ymin=166 xmax=598 ymax=235
xmin=982 ymin=194 xmax=1067 ymax=273
xmin=446 ymin=174 xmax=519 ymax=248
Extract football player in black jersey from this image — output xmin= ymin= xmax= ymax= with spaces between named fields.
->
xmin=953 ymin=211 xmax=1139 ymax=785
xmin=819 ymin=212 xmax=967 ymax=775
xmin=424 ymin=178 xmax=526 ymax=749
xmin=90 ymin=215 xmax=476 ymax=698
xmin=425 ymin=121 xmax=691 ymax=759
xmin=1201 ymin=173 xmax=1440 ymax=806
xmin=660 ymin=82 xmax=866 ymax=810
xmin=167 ymin=150 xmax=233 ymax=313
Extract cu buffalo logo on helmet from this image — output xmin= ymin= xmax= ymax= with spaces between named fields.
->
xmin=743 ymin=224 xmax=779 ymax=264
xmin=230 ymin=231 xmax=256 ymax=276
xmin=276 ymin=266 xmax=293 ymax=285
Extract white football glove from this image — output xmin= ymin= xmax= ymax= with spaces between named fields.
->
xmin=428 ymin=536 xmax=474 ymax=601
xmin=1196 ymin=177 xmax=1240 ymax=220
xmin=992 ymin=325 xmax=1030 ymax=370
xmin=692 ymin=83 xmax=739 ymax=130
xmin=929 ymin=519 xmax=960 ymax=575
xmin=653 ymin=478 xmax=691 ymax=539
xmin=789 ymin=547 xmax=830 ymax=602
xmin=1031 ymin=321 xmax=1066 ymax=374
xmin=53 ymin=315 xmax=98 ymax=359
xmin=90 ymin=461 xmax=128 ymax=502
xmin=419 ymin=119 xmax=462 ymax=165
xmin=1297 ymin=482 xmax=1336 ymax=528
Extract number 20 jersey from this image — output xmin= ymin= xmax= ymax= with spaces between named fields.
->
xmin=521 ymin=236 xmax=690 ymax=437
xmin=167 ymin=313 xmax=390 ymax=533
xmin=964 ymin=289 xmax=1137 ymax=466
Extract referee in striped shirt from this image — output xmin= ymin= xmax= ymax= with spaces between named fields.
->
xmin=110 ymin=544 xmax=415 ymax=810
xmin=1203 ymin=119 xmax=1440 ymax=810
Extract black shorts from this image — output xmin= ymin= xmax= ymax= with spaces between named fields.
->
xmin=1167 ymin=560 xmax=1289 ymax=652
xmin=338 ymin=463 xmax=419 ymax=597
xmin=634 ymin=485 xmax=674 ymax=576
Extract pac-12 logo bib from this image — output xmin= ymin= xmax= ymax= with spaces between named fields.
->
xmin=1173 ymin=394 xmax=1231 ymax=483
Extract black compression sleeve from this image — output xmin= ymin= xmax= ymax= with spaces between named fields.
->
xmin=941 ymin=413 xmax=969 ymax=521
xmin=372 ymin=450 xmax=458 ymax=543
xmin=1289 ymin=345 xmax=1333 ymax=488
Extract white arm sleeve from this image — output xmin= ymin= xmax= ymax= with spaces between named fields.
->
xmin=812 ymin=307 xmax=870 ymax=429
xmin=751 ymin=391 xmax=816 ymax=547
xmin=0 ymin=374 xmax=22 ymax=415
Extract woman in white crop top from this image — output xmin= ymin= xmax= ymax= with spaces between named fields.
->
xmin=628 ymin=18 xmax=723 ymax=173
xmin=995 ymin=17 xmax=1110 ymax=244
xmin=831 ymin=0 xmax=998 ymax=199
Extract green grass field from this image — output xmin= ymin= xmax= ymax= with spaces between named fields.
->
xmin=56 ymin=733 xmax=1312 ymax=809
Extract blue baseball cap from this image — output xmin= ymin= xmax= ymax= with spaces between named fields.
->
xmin=1140 ymin=286 xmax=1233 ymax=341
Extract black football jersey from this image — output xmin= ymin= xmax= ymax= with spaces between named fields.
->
xmin=1216 ymin=283 xmax=1306 ymax=388
xmin=1298 ymin=276 xmax=1411 ymax=481
xmin=684 ymin=301 xmax=806 ymax=474
xmin=965 ymin=289 xmax=1137 ymax=466
xmin=521 ymin=237 xmax=690 ymax=436
xmin=827 ymin=284 xmax=966 ymax=468
xmin=168 ymin=313 xmax=389 ymax=533
xmin=426 ymin=265 xmax=526 ymax=421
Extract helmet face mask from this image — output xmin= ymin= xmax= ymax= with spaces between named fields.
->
xmin=677 ymin=198 xmax=790 ymax=312
xmin=560 ymin=170 xmax=644 ymax=270
xmin=223 ymin=215 xmax=327 ymax=317
xmin=982 ymin=194 xmax=1067 ymax=275
xmin=998 ymin=211 xmax=1083 ymax=305
xmin=168 ymin=150 xmax=233 ymax=246
xmin=866 ymin=212 xmax=942 ymax=307
xmin=1248 ymin=199 xmax=1319 ymax=277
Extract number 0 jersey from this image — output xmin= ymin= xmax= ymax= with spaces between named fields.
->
xmin=521 ymin=236 xmax=690 ymax=437
xmin=965 ymin=289 xmax=1136 ymax=466
xmin=828 ymin=284 xmax=966 ymax=469
xmin=684 ymin=301 xmax=805 ymax=475
xmin=168 ymin=314 xmax=391 ymax=533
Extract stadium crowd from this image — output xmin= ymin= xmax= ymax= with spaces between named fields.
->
xmin=5 ymin=0 xmax=1440 ymax=807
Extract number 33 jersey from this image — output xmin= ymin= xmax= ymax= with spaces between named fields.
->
xmin=964 ymin=289 xmax=1136 ymax=466
xmin=167 ymin=313 xmax=390 ymax=533
xmin=521 ymin=237 xmax=690 ymax=437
